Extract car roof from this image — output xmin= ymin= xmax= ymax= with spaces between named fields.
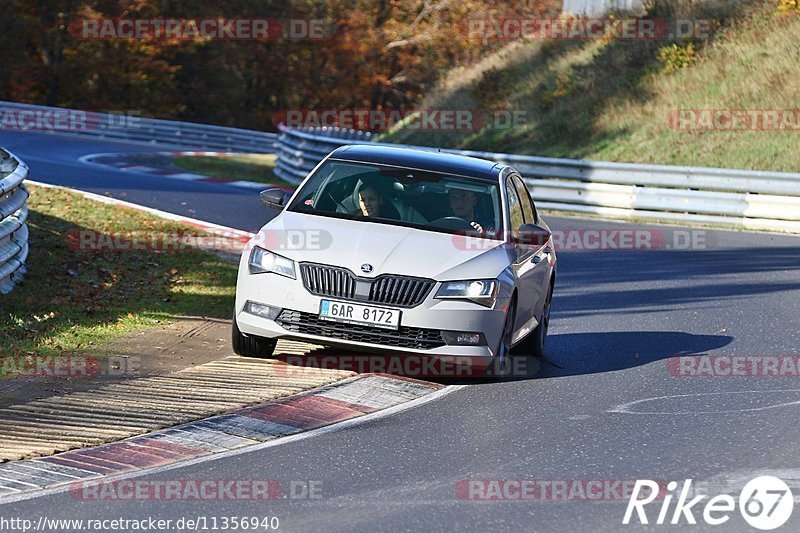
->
xmin=328 ymin=144 xmax=504 ymax=181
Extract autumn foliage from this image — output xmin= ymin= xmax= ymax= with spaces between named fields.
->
xmin=0 ymin=0 xmax=559 ymax=131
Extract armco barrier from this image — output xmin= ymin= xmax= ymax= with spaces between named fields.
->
xmin=0 ymin=101 xmax=277 ymax=153
xmin=274 ymin=125 xmax=800 ymax=234
xmin=0 ymin=149 xmax=29 ymax=294
xmin=274 ymin=125 xmax=374 ymax=184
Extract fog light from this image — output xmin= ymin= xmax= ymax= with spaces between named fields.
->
xmin=244 ymin=301 xmax=281 ymax=320
xmin=442 ymin=331 xmax=486 ymax=346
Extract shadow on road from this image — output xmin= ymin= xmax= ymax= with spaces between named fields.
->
xmin=503 ymin=330 xmax=735 ymax=382
xmin=271 ymin=330 xmax=733 ymax=385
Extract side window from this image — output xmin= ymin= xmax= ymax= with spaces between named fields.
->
xmin=512 ymin=175 xmax=536 ymax=224
xmin=505 ymin=177 xmax=525 ymax=231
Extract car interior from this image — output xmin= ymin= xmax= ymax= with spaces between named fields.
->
xmin=295 ymin=163 xmax=501 ymax=234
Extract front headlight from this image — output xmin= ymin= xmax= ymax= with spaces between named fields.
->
xmin=248 ymin=247 xmax=296 ymax=279
xmin=435 ymin=279 xmax=498 ymax=308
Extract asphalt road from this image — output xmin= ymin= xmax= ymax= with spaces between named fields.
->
xmin=0 ymin=130 xmax=272 ymax=232
xmin=1 ymin=130 xmax=800 ymax=532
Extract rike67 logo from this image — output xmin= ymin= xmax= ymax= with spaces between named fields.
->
xmin=624 ymin=476 xmax=793 ymax=530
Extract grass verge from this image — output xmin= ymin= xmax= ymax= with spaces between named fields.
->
xmin=173 ymin=153 xmax=290 ymax=186
xmin=382 ymin=0 xmax=800 ymax=172
xmin=0 ymin=185 xmax=237 ymax=360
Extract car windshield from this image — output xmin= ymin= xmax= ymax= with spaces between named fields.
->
xmin=287 ymin=159 xmax=503 ymax=238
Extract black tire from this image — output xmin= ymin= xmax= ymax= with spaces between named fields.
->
xmin=489 ymin=295 xmax=517 ymax=379
xmin=515 ymin=282 xmax=553 ymax=358
xmin=232 ymin=312 xmax=278 ymax=358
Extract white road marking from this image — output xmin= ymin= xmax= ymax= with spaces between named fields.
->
xmin=78 ymin=152 xmax=269 ymax=190
xmin=609 ymin=389 xmax=800 ymax=414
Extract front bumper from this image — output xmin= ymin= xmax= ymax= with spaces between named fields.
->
xmin=234 ymin=265 xmax=509 ymax=358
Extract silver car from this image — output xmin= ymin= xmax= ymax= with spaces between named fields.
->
xmin=233 ymin=145 xmax=556 ymax=367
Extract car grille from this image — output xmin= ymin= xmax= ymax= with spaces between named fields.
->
xmin=276 ymin=309 xmax=446 ymax=350
xmin=299 ymin=263 xmax=434 ymax=308
xmin=300 ymin=263 xmax=356 ymax=299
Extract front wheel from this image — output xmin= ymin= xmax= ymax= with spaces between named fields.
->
xmin=232 ymin=312 xmax=278 ymax=358
xmin=515 ymin=283 xmax=552 ymax=358
xmin=487 ymin=295 xmax=517 ymax=379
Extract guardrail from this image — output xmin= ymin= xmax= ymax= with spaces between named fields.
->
xmin=0 ymin=149 xmax=29 ymax=294
xmin=274 ymin=125 xmax=375 ymax=184
xmin=563 ymin=0 xmax=644 ymax=16
xmin=0 ymin=101 xmax=277 ymax=153
xmin=274 ymin=125 xmax=800 ymax=234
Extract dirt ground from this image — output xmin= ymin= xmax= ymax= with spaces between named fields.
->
xmin=0 ymin=316 xmax=237 ymax=407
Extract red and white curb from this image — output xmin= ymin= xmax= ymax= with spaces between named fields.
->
xmin=78 ymin=151 xmax=268 ymax=191
xmin=0 ymin=374 xmax=452 ymax=501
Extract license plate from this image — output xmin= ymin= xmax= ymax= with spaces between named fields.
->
xmin=319 ymin=300 xmax=401 ymax=330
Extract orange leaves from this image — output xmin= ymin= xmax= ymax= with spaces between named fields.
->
xmin=2 ymin=0 xmax=560 ymax=132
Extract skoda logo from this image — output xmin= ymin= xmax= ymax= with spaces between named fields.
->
xmin=360 ymin=263 xmax=374 ymax=273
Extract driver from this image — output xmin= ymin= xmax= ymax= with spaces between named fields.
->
xmin=448 ymin=188 xmax=494 ymax=235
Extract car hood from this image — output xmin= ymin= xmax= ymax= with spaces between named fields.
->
xmin=252 ymin=211 xmax=512 ymax=280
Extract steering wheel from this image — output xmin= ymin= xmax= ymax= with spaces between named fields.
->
xmin=429 ymin=216 xmax=474 ymax=231
xmin=329 ymin=192 xmax=350 ymax=213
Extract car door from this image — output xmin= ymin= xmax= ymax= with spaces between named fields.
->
xmin=505 ymin=175 xmax=538 ymax=339
xmin=512 ymin=173 xmax=551 ymax=327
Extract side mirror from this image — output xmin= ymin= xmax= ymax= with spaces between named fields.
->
xmin=515 ymin=223 xmax=551 ymax=247
xmin=260 ymin=188 xmax=291 ymax=210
